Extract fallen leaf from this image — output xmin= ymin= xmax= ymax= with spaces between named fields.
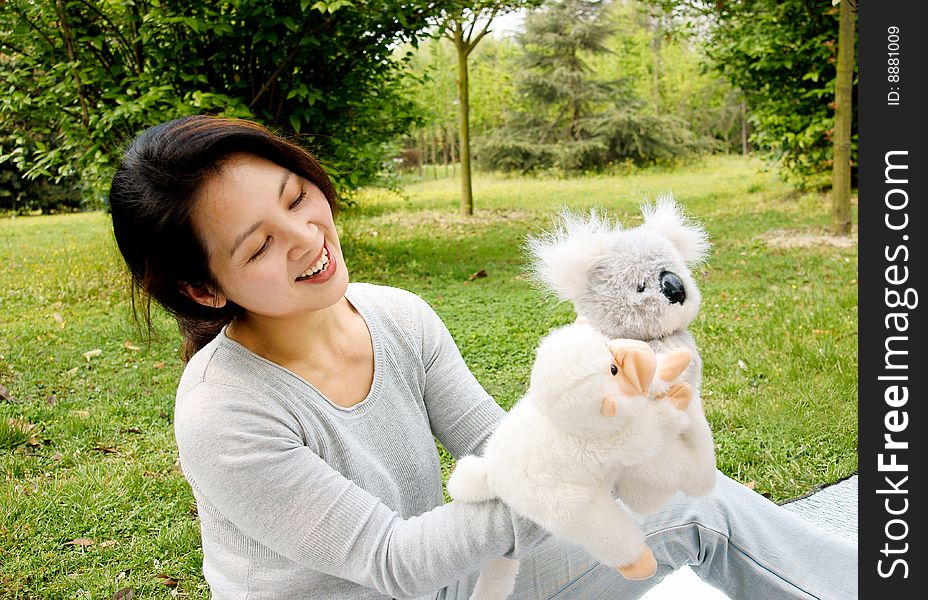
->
xmin=47 ymin=394 xmax=57 ymax=406
xmin=83 ymin=349 xmax=103 ymax=361
xmin=153 ymin=361 xmax=165 ymax=369
xmin=99 ymin=540 xmax=117 ymax=548
xmin=67 ymin=367 xmax=79 ymax=376
xmin=52 ymin=313 xmax=64 ymax=324
xmin=92 ymin=444 xmax=119 ymax=455
xmin=123 ymin=427 xmax=142 ymax=434
xmin=109 ymin=589 xmax=133 ymax=600
xmin=467 ymin=269 xmax=488 ymax=281
xmin=156 ymin=573 xmax=179 ymax=588
xmin=744 ymin=480 xmax=756 ymax=490
xmin=51 ymin=452 xmax=64 ymax=461
xmin=123 ymin=341 xmax=140 ymax=352
xmin=71 ymin=410 xmax=91 ymax=419
xmin=64 ymin=538 xmax=95 ymax=547
xmin=0 ymin=384 xmax=16 ymax=403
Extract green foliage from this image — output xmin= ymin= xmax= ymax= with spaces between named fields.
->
xmin=0 ymin=129 xmax=82 ymax=214
xmin=400 ymin=1 xmax=742 ymax=174
xmin=0 ymin=0 xmax=441 ymax=208
xmin=594 ymin=1 xmax=744 ymax=150
xmin=677 ymin=0 xmax=857 ymax=188
xmin=0 ymin=418 xmax=32 ymax=451
xmin=475 ymin=0 xmax=709 ymax=172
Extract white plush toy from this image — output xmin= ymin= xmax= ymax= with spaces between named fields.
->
xmin=528 ymin=195 xmax=717 ymax=514
xmin=447 ymin=322 xmax=695 ymax=600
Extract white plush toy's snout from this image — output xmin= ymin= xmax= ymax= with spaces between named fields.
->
xmin=528 ymin=324 xmax=641 ymax=431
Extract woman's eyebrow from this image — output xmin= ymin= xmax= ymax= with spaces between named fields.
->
xmin=231 ymin=221 xmax=264 ymax=257
xmin=278 ymin=170 xmax=292 ymax=198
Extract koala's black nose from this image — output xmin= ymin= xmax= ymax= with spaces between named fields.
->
xmin=660 ymin=271 xmax=686 ymax=304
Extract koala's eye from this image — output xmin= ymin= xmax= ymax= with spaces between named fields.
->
xmin=610 ymin=364 xmax=619 ymax=376
xmin=636 ymin=283 xmax=646 ymax=293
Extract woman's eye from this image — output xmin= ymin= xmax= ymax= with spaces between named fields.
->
xmin=250 ymin=238 xmax=272 ymax=262
xmin=610 ymin=364 xmax=619 ymax=376
xmin=289 ymin=189 xmax=306 ymax=210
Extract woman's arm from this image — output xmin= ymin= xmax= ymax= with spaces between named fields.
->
xmin=411 ymin=295 xmax=511 ymax=459
xmin=175 ymin=383 xmax=542 ymax=598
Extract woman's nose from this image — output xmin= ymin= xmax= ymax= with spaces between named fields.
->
xmin=286 ymin=221 xmax=320 ymax=262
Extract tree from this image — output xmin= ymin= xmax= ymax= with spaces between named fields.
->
xmin=520 ymin=0 xmax=615 ymax=145
xmin=476 ymin=0 xmax=705 ymax=173
xmin=673 ymin=0 xmax=857 ymax=189
xmin=0 ymin=0 xmax=442 ymax=209
xmin=595 ymin=1 xmax=742 ymax=151
xmin=830 ymin=0 xmax=856 ymax=235
xmin=435 ymin=0 xmax=541 ymax=216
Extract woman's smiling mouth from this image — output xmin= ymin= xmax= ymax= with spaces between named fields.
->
xmin=295 ymin=243 xmax=334 ymax=283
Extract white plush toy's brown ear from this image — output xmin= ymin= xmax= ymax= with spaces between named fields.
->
xmin=640 ymin=195 xmax=710 ymax=265
xmin=527 ymin=209 xmax=617 ymax=302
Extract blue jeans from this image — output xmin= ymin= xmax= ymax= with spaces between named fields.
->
xmin=446 ymin=471 xmax=857 ymax=599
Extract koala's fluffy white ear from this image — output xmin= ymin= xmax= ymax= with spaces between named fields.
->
xmin=527 ymin=210 xmax=617 ymax=302
xmin=640 ymin=195 xmax=710 ymax=265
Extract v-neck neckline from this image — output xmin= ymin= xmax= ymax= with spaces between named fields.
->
xmin=219 ymin=285 xmax=384 ymax=414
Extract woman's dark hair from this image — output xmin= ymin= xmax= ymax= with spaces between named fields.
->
xmin=109 ymin=115 xmax=338 ymax=361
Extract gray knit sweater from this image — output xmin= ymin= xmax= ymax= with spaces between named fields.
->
xmin=174 ymin=283 xmax=546 ymax=599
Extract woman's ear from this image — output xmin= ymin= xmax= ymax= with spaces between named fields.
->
xmin=179 ymin=282 xmax=227 ymax=309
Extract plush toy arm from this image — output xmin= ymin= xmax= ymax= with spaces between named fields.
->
xmin=539 ymin=490 xmax=656 ymax=581
xmin=647 ymin=347 xmax=694 ymax=410
xmin=470 ymin=556 xmax=520 ymax=600
xmin=447 ymin=455 xmax=495 ymax=503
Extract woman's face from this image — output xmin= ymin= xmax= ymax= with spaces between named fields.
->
xmin=189 ymin=153 xmax=348 ymax=319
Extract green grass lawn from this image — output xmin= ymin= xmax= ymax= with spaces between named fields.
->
xmin=0 ymin=155 xmax=857 ymax=598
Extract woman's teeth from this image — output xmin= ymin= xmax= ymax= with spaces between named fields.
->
xmin=297 ymin=247 xmax=329 ymax=280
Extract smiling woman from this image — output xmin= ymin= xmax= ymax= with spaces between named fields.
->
xmin=109 ymin=116 xmax=339 ymax=361
xmin=186 ymin=155 xmax=348 ymax=320
xmin=106 ymin=116 xmax=858 ymax=600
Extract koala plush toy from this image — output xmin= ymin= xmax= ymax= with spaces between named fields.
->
xmin=528 ymin=196 xmax=717 ymax=513
xmin=448 ymin=322 xmax=694 ymax=600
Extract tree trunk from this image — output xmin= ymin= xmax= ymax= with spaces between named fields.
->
xmin=830 ymin=0 xmax=855 ymax=235
xmin=55 ymin=0 xmax=90 ymax=128
xmin=649 ymin=6 xmax=663 ymax=116
xmin=741 ymin=98 xmax=749 ymax=155
xmin=454 ymin=27 xmax=474 ymax=216
xmin=450 ymin=122 xmax=457 ymax=179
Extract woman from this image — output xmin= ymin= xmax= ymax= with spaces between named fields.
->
xmin=109 ymin=115 xmax=856 ymax=599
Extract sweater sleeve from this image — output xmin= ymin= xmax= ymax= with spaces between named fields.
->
xmin=411 ymin=296 xmax=510 ymax=459
xmin=175 ymin=381 xmax=543 ymax=599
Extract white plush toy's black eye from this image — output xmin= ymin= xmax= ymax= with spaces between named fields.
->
xmin=610 ymin=364 xmax=619 ymax=376
xmin=636 ymin=283 xmax=646 ymax=293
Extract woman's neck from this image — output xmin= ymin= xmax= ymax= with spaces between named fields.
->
xmin=225 ymin=296 xmax=357 ymax=367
